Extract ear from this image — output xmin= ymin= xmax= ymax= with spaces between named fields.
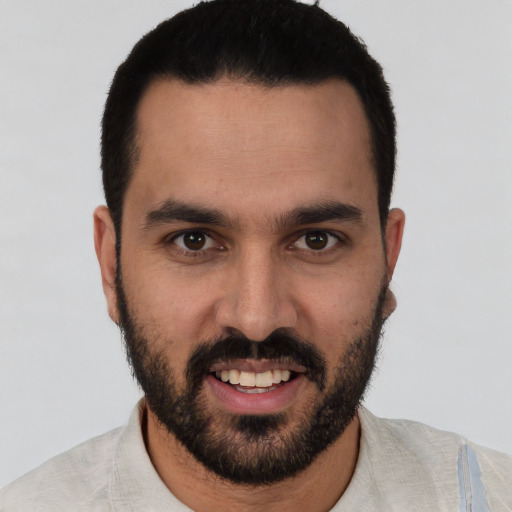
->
xmin=93 ymin=205 xmax=119 ymax=324
xmin=384 ymin=208 xmax=405 ymax=281
xmin=382 ymin=208 xmax=405 ymax=319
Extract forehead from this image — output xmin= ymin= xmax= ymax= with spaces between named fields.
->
xmin=127 ymin=78 xmax=377 ymax=224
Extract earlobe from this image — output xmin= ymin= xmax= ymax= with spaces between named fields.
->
xmin=382 ymin=288 xmax=397 ymax=319
xmin=93 ymin=205 xmax=119 ymax=324
xmin=384 ymin=208 xmax=405 ymax=281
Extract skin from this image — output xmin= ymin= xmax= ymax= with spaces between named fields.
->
xmin=94 ymin=78 xmax=404 ymax=512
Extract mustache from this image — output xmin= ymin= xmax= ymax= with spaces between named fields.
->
xmin=186 ymin=329 xmax=327 ymax=392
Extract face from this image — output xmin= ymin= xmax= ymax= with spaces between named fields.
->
xmin=95 ymin=78 xmax=404 ymax=484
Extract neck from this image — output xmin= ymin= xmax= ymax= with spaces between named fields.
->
xmin=143 ymin=404 xmax=360 ymax=512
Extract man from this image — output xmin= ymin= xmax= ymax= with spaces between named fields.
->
xmin=1 ymin=0 xmax=510 ymax=510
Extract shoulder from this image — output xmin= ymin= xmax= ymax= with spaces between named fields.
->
xmin=357 ymin=408 xmax=512 ymax=509
xmin=464 ymin=441 xmax=512 ymax=508
xmin=362 ymin=408 xmax=512 ymax=469
xmin=0 ymin=427 xmax=123 ymax=512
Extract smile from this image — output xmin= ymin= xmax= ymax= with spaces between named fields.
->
xmin=212 ymin=368 xmax=297 ymax=394
xmin=214 ymin=369 xmax=292 ymax=387
xmin=207 ymin=361 xmax=305 ymax=414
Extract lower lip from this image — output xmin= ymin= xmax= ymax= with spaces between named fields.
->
xmin=206 ymin=374 xmax=306 ymax=415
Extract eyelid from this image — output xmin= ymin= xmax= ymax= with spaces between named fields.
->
xmin=291 ymin=229 xmax=345 ymax=251
xmin=163 ymin=228 xmax=346 ymax=257
xmin=178 ymin=231 xmax=213 ymax=250
xmin=164 ymin=229 xmax=223 ymax=255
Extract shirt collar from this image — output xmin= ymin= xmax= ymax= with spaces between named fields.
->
xmin=108 ymin=399 xmax=192 ymax=511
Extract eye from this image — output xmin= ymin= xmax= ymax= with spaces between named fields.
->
xmin=173 ymin=230 xmax=216 ymax=251
xmin=293 ymin=230 xmax=340 ymax=251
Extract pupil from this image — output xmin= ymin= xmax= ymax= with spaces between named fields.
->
xmin=306 ymin=232 xmax=328 ymax=250
xmin=184 ymin=232 xmax=206 ymax=250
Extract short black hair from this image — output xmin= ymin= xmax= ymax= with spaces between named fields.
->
xmin=101 ymin=0 xmax=396 ymax=239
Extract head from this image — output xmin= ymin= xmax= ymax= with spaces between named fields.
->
xmin=94 ymin=0 xmax=404 ymax=486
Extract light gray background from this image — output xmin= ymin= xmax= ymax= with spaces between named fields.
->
xmin=1 ymin=0 xmax=511 ymax=487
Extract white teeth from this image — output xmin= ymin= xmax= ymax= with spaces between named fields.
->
xmin=239 ymin=371 xmax=256 ymax=387
xmin=228 ymin=369 xmax=240 ymax=385
xmin=281 ymin=370 xmax=291 ymax=382
xmin=272 ymin=369 xmax=282 ymax=384
xmin=255 ymin=371 xmax=273 ymax=388
xmin=236 ymin=386 xmax=273 ymax=394
xmin=215 ymin=368 xmax=294 ymax=387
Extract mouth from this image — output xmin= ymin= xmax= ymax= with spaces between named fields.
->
xmin=212 ymin=368 xmax=298 ymax=393
xmin=206 ymin=360 xmax=307 ymax=414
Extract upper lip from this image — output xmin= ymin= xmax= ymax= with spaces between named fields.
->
xmin=209 ymin=358 xmax=306 ymax=374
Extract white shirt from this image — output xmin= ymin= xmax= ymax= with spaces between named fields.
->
xmin=1 ymin=401 xmax=510 ymax=511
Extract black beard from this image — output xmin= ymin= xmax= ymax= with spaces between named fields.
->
xmin=116 ymin=270 xmax=386 ymax=486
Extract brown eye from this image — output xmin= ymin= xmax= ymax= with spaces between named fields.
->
xmin=175 ymin=231 xmax=213 ymax=251
xmin=305 ymin=231 xmax=329 ymax=250
xmin=293 ymin=230 xmax=339 ymax=252
xmin=183 ymin=231 xmax=206 ymax=250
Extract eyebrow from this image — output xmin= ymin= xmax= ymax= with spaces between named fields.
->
xmin=143 ymin=199 xmax=363 ymax=231
xmin=144 ymin=200 xmax=233 ymax=229
xmin=275 ymin=201 xmax=364 ymax=230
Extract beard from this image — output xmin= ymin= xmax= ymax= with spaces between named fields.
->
xmin=116 ymin=270 xmax=387 ymax=486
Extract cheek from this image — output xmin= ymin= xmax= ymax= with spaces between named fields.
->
xmin=122 ymin=260 xmax=221 ymax=343
xmin=120 ymin=268 xmax=218 ymax=389
xmin=295 ymin=265 xmax=385 ymax=348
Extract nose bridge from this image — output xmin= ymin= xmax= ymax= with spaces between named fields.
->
xmin=216 ymin=244 xmax=297 ymax=341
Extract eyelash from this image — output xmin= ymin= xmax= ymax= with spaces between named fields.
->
xmin=291 ymin=230 xmax=343 ymax=253
xmin=165 ymin=230 xmax=223 ymax=257
xmin=164 ymin=229 xmax=346 ymax=258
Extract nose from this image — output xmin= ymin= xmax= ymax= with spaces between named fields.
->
xmin=215 ymin=248 xmax=298 ymax=341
